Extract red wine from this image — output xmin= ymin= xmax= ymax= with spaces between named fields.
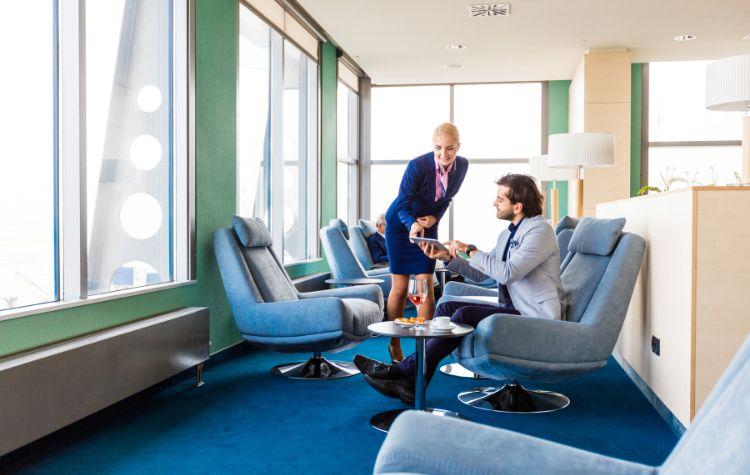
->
xmin=408 ymin=294 xmax=425 ymax=306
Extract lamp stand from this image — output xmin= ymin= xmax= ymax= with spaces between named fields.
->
xmin=550 ymin=182 xmax=559 ymax=227
xmin=743 ymin=115 xmax=750 ymax=184
xmin=576 ymin=166 xmax=584 ymax=218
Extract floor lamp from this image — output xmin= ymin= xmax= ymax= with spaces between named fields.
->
xmin=706 ymin=54 xmax=750 ymax=183
xmin=530 ymin=155 xmax=577 ymax=226
xmin=547 ymin=133 xmax=615 ymax=217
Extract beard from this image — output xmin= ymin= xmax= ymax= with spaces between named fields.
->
xmin=496 ymin=208 xmax=515 ymax=221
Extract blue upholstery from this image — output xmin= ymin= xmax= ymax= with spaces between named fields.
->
xmin=568 ymin=217 xmax=625 ymax=256
xmin=349 ymin=226 xmax=376 ymax=271
xmin=328 ymin=218 xmax=350 ymax=240
xmin=359 ymin=218 xmax=378 ymax=238
xmin=232 ymin=215 xmax=273 ymax=248
xmin=376 ymin=331 xmax=750 ymax=475
xmin=456 ymin=218 xmax=646 ymax=382
xmin=214 ymin=220 xmax=384 ymax=354
xmin=555 ymin=215 xmax=579 ymax=262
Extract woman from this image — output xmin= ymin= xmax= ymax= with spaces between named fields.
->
xmin=384 ymin=122 xmax=469 ymax=362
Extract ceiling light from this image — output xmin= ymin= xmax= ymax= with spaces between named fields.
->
xmin=446 ymin=43 xmax=467 ymax=50
xmin=743 ymin=33 xmax=750 ymax=40
xmin=468 ymin=4 xmax=510 ymax=17
xmin=443 ymin=64 xmax=463 ymax=70
xmin=674 ymin=34 xmax=697 ymax=42
xmin=576 ymin=40 xmax=587 ymax=45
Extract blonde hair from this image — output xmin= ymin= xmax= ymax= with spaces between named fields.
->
xmin=433 ymin=122 xmax=460 ymax=142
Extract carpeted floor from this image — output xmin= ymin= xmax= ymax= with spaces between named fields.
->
xmin=1 ymin=337 xmax=679 ymax=474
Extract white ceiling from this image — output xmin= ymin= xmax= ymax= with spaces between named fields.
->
xmin=297 ymin=0 xmax=750 ymax=85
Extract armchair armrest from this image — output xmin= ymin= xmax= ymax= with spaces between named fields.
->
xmin=234 ymin=298 xmax=349 ymax=338
xmin=473 ymin=314 xmax=607 ymax=363
xmin=375 ymin=411 xmax=653 ymax=475
xmin=299 ymin=285 xmax=383 ymax=309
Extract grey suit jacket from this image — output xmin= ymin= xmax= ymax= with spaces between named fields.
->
xmin=446 ymin=215 xmax=563 ymax=320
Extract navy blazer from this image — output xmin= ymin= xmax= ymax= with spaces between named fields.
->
xmin=385 ymin=152 xmax=469 ymax=234
xmin=366 ymin=232 xmax=389 ymax=264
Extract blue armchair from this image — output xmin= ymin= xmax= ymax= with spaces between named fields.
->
xmin=214 ymin=216 xmax=384 ymax=379
xmin=456 ymin=217 xmax=646 ymax=412
xmin=348 ymin=219 xmax=390 ymax=272
xmin=555 ymin=215 xmax=579 ymax=261
xmin=375 ymin=330 xmax=750 ymax=474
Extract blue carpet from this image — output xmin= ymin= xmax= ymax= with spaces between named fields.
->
xmin=1 ymin=338 xmax=678 ymax=474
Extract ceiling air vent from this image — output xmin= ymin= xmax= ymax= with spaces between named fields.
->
xmin=468 ymin=4 xmax=510 ymax=17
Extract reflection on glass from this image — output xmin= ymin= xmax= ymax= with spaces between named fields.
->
xmin=649 ymin=61 xmax=743 ymax=142
xmin=337 ymin=161 xmax=349 ymax=222
xmin=371 ymin=86 xmax=450 ymax=160
xmin=86 ymin=0 xmax=172 ymax=294
xmin=648 ymin=146 xmax=743 ymax=190
xmin=238 ymin=5 xmax=270 ymax=222
xmin=454 ymin=83 xmax=542 ymax=159
xmin=0 ymin=2 xmax=56 ymax=310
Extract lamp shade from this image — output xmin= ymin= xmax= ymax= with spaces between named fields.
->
xmin=529 ymin=155 xmax=578 ymax=181
xmin=706 ymin=55 xmax=750 ymax=112
xmin=547 ymin=133 xmax=615 ymax=168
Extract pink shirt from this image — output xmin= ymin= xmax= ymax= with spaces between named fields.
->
xmin=434 ymin=157 xmax=455 ymax=201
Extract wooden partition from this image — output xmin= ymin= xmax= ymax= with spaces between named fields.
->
xmin=598 ymin=187 xmax=750 ymax=427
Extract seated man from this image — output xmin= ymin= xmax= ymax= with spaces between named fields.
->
xmin=366 ymin=214 xmax=389 ymax=265
xmin=355 ymin=174 xmax=563 ymax=404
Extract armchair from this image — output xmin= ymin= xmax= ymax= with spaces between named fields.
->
xmin=555 ymin=215 xmax=579 ymax=261
xmin=375 ymin=330 xmax=750 ymax=474
xmin=214 ymin=216 xmax=384 ymax=380
xmin=456 ymin=217 xmax=646 ymax=412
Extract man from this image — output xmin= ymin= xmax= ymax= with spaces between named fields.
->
xmin=355 ymin=174 xmax=563 ymax=404
xmin=366 ymin=214 xmax=389 ymax=265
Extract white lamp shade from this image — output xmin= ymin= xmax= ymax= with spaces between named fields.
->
xmin=547 ymin=133 xmax=615 ymax=168
xmin=706 ymin=55 xmax=750 ymax=112
xmin=529 ymin=155 xmax=578 ymax=181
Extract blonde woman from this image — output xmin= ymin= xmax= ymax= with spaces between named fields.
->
xmin=380 ymin=123 xmax=468 ymax=362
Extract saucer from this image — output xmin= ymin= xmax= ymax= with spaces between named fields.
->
xmin=431 ymin=323 xmax=456 ymax=332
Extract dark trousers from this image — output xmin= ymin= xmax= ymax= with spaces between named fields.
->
xmin=397 ymin=300 xmax=520 ymax=384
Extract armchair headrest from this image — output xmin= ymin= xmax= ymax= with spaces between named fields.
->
xmin=232 ymin=216 xmax=273 ymax=248
xmin=567 ymin=217 xmax=625 ymax=256
xmin=329 ymin=218 xmax=349 ymax=240
xmin=358 ymin=219 xmax=378 ymax=238
xmin=555 ymin=215 xmax=579 ymax=234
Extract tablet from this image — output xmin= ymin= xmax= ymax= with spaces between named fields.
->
xmin=409 ymin=237 xmax=449 ymax=252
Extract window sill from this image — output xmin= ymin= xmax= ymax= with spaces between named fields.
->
xmin=0 ymin=280 xmax=198 ymax=323
xmin=284 ymin=257 xmax=323 ymax=268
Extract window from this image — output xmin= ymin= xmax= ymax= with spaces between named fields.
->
xmin=368 ymin=83 xmax=539 ymax=244
xmin=337 ymin=81 xmax=359 ymax=225
xmin=0 ymin=0 xmax=191 ymax=314
xmin=647 ymin=61 xmax=743 ymax=189
xmin=238 ymin=4 xmax=319 ymax=264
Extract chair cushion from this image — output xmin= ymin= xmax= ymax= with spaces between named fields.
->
xmin=329 ymin=218 xmax=349 ymax=240
xmin=232 ymin=216 xmax=273 ymax=248
xmin=567 ymin=217 xmax=625 ymax=256
xmin=241 ymin=247 xmax=298 ymax=302
xmin=341 ymin=298 xmax=383 ymax=337
xmin=359 ymin=219 xmax=378 ymax=238
xmin=555 ymin=215 xmax=579 ymax=234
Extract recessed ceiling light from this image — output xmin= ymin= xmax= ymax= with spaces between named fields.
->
xmin=674 ymin=34 xmax=697 ymax=42
xmin=576 ymin=40 xmax=587 ymax=45
xmin=743 ymin=33 xmax=750 ymax=40
xmin=443 ymin=64 xmax=463 ymax=69
xmin=446 ymin=43 xmax=467 ymax=50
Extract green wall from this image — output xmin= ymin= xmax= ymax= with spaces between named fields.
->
xmin=0 ymin=0 xmax=338 ymax=358
xmin=631 ymin=63 xmax=643 ymax=197
xmin=547 ymin=80 xmax=571 ymax=219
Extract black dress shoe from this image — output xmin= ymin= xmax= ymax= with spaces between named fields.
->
xmin=354 ymin=355 xmax=401 ymax=379
xmin=364 ymin=373 xmax=415 ymax=406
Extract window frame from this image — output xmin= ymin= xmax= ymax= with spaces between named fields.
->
xmin=336 ymin=79 xmax=360 ymax=226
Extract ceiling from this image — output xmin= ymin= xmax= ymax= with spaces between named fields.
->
xmin=296 ymin=0 xmax=750 ymax=85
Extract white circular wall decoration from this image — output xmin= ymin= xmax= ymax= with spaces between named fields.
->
xmin=137 ymin=85 xmax=162 ymax=113
xmin=129 ymin=134 xmax=162 ymax=171
xmin=120 ymin=193 xmax=163 ymax=240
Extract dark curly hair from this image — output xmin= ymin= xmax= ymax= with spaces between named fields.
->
xmin=495 ymin=174 xmax=544 ymax=218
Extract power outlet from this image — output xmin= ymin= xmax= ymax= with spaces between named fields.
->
xmin=651 ymin=335 xmax=661 ymax=356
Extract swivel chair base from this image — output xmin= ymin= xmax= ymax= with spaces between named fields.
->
xmin=440 ymin=363 xmax=486 ymax=379
xmin=458 ymin=381 xmax=570 ymax=413
xmin=272 ymin=352 xmax=359 ymax=380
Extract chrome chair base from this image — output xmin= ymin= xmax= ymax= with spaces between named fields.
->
xmin=370 ymin=408 xmax=462 ymax=433
xmin=440 ymin=363 xmax=486 ymax=379
xmin=458 ymin=382 xmax=570 ymax=413
xmin=271 ymin=354 xmax=359 ymax=380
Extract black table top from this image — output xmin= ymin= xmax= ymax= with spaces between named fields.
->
xmin=325 ymin=278 xmax=385 ymax=285
xmin=368 ymin=320 xmax=474 ymax=339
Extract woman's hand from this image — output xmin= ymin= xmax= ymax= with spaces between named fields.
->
xmin=416 ymin=215 xmax=437 ymax=228
xmin=409 ymin=222 xmax=425 ymax=238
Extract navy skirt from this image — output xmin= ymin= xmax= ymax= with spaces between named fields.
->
xmin=385 ymin=226 xmax=438 ymax=275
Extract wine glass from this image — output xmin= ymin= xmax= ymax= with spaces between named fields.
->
xmin=407 ymin=277 xmax=428 ymax=329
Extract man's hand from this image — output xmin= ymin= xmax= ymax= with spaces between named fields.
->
xmin=448 ymin=240 xmax=469 ymax=257
xmin=419 ymin=242 xmax=451 ymax=261
xmin=416 ymin=215 xmax=437 ymax=229
xmin=409 ymin=222 xmax=425 ymax=238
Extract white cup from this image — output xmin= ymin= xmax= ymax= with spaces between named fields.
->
xmin=433 ymin=316 xmax=450 ymax=329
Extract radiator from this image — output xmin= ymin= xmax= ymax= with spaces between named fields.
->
xmin=0 ymin=307 xmax=210 ymax=456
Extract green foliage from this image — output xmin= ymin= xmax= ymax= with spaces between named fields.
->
xmin=638 ymin=186 xmax=661 ymax=196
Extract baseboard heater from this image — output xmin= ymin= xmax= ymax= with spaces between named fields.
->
xmin=0 ymin=307 xmax=210 ymax=456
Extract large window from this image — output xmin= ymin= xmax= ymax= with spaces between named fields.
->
xmin=0 ymin=1 xmax=191 ymax=314
xmin=647 ymin=61 xmax=743 ymax=189
xmin=369 ymin=83 xmax=541 ymax=249
xmin=337 ymin=81 xmax=359 ymax=225
xmin=238 ymin=4 xmax=319 ymax=264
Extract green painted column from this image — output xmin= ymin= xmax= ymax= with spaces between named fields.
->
xmin=547 ymin=80 xmax=571 ymax=220
xmin=631 ymin=63 xmax=643 ymax=197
